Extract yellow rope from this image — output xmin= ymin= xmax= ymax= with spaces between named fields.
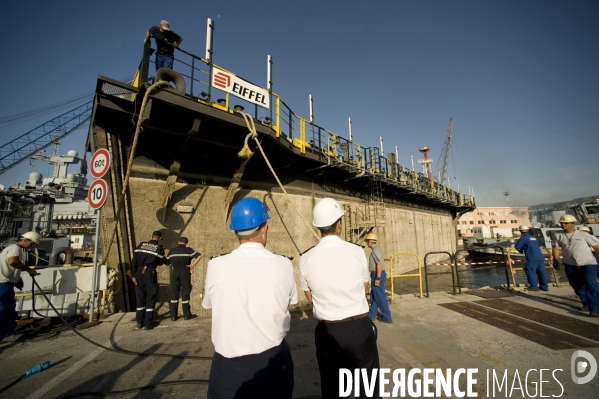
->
xmin=239 ymin=112 xmax=320 ymax=241
xmin=102 ymin=80 xmax=170 ymax=263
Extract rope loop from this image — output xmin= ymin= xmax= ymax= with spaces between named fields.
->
xmin=238 ymin=112 xmax=320 ymax=241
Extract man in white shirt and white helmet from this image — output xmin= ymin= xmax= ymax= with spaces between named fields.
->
xmin=552 ymin=215 xmax=599 ymax=317
xmin=0 ymin=232 xmax=41 ymax=341
xmin=300 ymin=197 xmax=380 ymax=399
xmin=203 ymin=197 xmax=298 ymax=399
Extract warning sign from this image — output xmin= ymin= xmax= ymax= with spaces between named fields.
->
xmin=88 ymin=179 xmax=108 ymax=210
xmin=90 ymin=149 xmax=111 ymax=179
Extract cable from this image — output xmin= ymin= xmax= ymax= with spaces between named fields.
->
xmin=30 ymin=277 xmax=212 ymax=360
xmin=56 ymin=380 xmax=209 ymax=398
xmin=0 ymin=75 xmax=134 ymax=128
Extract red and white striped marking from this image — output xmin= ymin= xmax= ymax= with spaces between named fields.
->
xmin=425 ymin=257 xmax=557 ymax=267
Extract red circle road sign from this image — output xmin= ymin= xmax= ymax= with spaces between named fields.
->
xmin=88 ymin=179 xmax=108 ymax=210
xmin=90 ymin=149 xmax=111 ymax=179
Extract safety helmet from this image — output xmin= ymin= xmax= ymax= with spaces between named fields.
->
xmin=312 ymin=198 xmax=345 ymax=228
xmin=21 ymin=231 xmax=41 ymax=244
xmin=518 ymin=225 xmax=529 ymax=232
xmin=577 ymin=226 xmax=591 ymax=232
xmin=229 ymin=197 xmax=270 ymax=232
xmin=559 ymin=215 xmax=577 ymax=223
xmin=365 ymin=233 xmax=378 ymax=242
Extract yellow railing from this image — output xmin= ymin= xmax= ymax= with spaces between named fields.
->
xmin=506 ymin=247 xmax=562 ymax=288
xmin=388 ymin=252 xmax=423 ymax=301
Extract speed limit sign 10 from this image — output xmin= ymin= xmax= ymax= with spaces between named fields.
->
xmin=90 ymin=149 xmax=111 ymax=179
xmin=88 ymin=179 xmax=108 ymax=210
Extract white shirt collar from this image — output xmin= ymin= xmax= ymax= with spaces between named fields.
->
xmin=238 ymin=242 xmax=266 ymax=250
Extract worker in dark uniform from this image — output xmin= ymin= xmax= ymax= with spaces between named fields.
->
xmin=146 ymin=20 xmax=183 ymax=71
xmin=515 ymin=225 xmax=549 ymax=291
xmin=131 ymin=231 xmax=166 ymax=330
xmin=300 ymin=198 xmax=379 ymax=399
xmin=167 ymin=237 xmax=201 ymax=321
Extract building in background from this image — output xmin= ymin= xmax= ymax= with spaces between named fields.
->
xmin=458 ymin=207 xmax=529 ymax=238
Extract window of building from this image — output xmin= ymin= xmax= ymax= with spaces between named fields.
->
xmin=511 ymin=220 xmax=517 ymax=224
xmin=489 ymin=220 xmax=496 ymax=224
xmin=500 ymin=220 xmax=506 ymax=224
xmin=469 ymin=221 xmax=474 ymax=224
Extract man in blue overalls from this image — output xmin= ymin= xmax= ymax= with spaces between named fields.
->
xmin=515 ymin=225 xmax=548 ymax=291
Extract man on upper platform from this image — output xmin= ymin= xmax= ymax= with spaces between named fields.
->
xmin=146 ymin=20 xmax=183 ymax=71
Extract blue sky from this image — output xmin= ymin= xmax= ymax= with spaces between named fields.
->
xmin=1 ymin=0 xmax=597 ymax=207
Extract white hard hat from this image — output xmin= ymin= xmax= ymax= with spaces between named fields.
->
xmin=559 ymin=215 xmax=577 ymax=223
xmin=519 ymin=225 xmax=529 ymax=231
xmin=21 ymin=231 xmax=41 ymax=244
xmin=577 ymin=226 xmax=591 ymax=232
xmin=312 ymin=198 xmax=345 ymax=228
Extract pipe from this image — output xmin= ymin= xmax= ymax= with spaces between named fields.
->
xmin=49 ymin=247 xmax=73 ymax=265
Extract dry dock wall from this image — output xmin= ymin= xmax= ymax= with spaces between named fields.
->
xmin=122 ymin=177 xmax=457 ymax=316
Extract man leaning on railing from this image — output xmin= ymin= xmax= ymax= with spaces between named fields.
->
xmin=145 ymin=20 xmax=183 ymax=71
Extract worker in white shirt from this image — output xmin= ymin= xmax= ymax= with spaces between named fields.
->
xmin=203 ymin=197 xmax=298 ymax=399
xmin=552 ymin=215 xmax=599 ymax=317
xmin=300 ymin=197 xmax=380 ymax=399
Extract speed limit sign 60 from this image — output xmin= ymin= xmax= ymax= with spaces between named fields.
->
xmin=88 ymin=179 xmax=108 ymax=210
xmin=90 ymin=149 xmax=111 ymax=179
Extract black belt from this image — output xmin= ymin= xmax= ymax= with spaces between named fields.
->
xmin=319 ymin=313 xmax=368 ymax=324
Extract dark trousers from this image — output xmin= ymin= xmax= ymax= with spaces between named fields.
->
xmin=135 ymin=268 xmax=158 ymax=327
xmin=207 ymin=339 xmax=294 ymax=399
xmin=565 ymin=264 xmax=599 ymax=312
xmin=524 ymin=260 xmax=548 ymax=290
xmin=0 ymin=282 xmax=17 ymax=339
xmin=368 ymin=271 xmax=392 ymax=321
xmin=315 ymin=317 xmax=380 ymax=399
xmin=170 ymin=267 xmax=192 ymax=318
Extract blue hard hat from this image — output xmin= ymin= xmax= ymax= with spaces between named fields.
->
xmin=229 ymin=197 xmax=270 ymax=231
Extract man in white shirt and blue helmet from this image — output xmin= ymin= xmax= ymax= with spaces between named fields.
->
xmin=203 ymin=197 xmax=298 ymax=399
xmin=0 ymin=232 xmax=41 ymax=341
xmin=552 ymin=215 xmax=599 ymax=317
xmin=300 ymin=197 xmax=380 ymax=399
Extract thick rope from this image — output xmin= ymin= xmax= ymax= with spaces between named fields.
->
xmin=238 ymin=112 xmax=320 ymax=241
xmin=102 ymin=80 xmax=169 ymax=265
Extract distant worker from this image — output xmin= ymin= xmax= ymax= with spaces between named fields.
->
xmin=552 ymin=215 xmax=599 ymax=317
xmin=0 ymin=232 xmax=40 ymax=342
xmin=577 ymin=226 xmax=599 ymax=262
xmin=132 ymin=231 xmax=166 ymax=330
xmin=365 ymin=233 xmax=392 ymax=323
xmin=146 ymin=20 xmax=183 ymax=71
xmin=167 ymin=237 xmax=201 ymax=321
xmin=515 ymin=225 xmax=549 ymax=291
xmin=203 ymin=197 xmax=297 ymax=399
xmin=577 ymin=225 xmax=599 ymax=278
xmin=300 ymin=198 xmax=380 ymax=399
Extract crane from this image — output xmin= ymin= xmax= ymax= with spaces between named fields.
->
xmin=434 ymin=117 xmax=453 ymax=186
xmin=0 ymin=101 xmax=93 ymax=176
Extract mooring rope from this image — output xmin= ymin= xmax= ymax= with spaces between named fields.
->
xmin=238 ymin=112 xmax=320 ymax=241
xmin=102 ymin=80 xmax=169 ymax=267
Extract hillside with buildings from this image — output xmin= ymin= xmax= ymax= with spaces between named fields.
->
xmin=528 ymin=195 xmax=599 ymax=211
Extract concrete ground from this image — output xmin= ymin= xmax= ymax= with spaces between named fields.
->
xmin=1 ymin=285 xmax=598 ymax=398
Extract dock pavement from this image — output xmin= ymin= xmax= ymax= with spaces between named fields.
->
xmin=1 ymin=285 xmax=598 ymax=398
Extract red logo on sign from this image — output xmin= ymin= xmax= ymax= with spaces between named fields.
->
xmin=214 ymin=71 xmax=231 ymax=89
